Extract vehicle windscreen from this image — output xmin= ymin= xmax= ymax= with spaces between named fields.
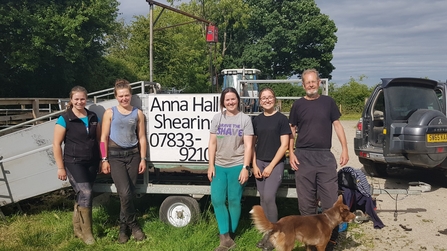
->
xmin=386 ymin=86 xmax=441 ymax=120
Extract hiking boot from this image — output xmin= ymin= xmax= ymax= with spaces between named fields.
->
xmin=130 ymin=223 xmax=146 ymax=241
xmin=118 ymin=224 xmax=129 ymax=244
xmin=214 ymin=233 xmax=236 ymax=251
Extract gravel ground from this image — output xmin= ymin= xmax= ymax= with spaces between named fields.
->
xmin=332 ymin=120 xmax=447 ymax=251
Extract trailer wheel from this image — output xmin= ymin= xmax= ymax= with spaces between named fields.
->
xmin=159 ymin=196 xmax=200 ymax=227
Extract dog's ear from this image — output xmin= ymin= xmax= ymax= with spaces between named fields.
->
xmin=335 ymin=195 xmax=343 ymax=205
xmin=250 ymin=205 xmax=262 ymax=214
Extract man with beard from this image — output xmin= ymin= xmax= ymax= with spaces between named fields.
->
xmin=288 ymin=69 xmax=349 ymax=251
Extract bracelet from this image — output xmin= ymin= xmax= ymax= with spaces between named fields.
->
xmin=101 ymin=157 xmax=108 ymax=162
xmin=141 ymin=157 xmax=148 ymax=161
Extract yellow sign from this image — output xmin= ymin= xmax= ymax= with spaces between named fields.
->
xmin=427 ymin=133 xmax=447 ymax=143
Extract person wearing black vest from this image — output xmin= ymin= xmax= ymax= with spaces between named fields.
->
xmin=53 ymin=86 xmax=101 ymax=245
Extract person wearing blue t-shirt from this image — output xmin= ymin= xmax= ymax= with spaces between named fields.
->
xmin=53 ymin=86 xmax=101 ymax=245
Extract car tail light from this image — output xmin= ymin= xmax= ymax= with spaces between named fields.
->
xmin=356 ymin=118 xmax=363 ymax=131
xmin=359 ymin=151 xmax=369 ymax=158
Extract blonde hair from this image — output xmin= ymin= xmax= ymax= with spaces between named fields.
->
xmin=114 ymin=79 xmax=132 ymax=96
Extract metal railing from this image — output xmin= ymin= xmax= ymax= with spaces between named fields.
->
xmin=0 ymin=81 xmax=160 ymax=135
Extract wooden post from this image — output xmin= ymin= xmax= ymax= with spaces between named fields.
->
xmin=32 ymin=99 xmax=40 ymax=120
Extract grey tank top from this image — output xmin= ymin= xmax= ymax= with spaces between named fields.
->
xmin=110 ymin=106 xmax=139 ymax=148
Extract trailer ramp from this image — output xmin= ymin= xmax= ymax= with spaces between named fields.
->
xmin=0 ymin=99 xmax=118 ymax=207
xmin=0 ymin=81 xmax=157 ymax=208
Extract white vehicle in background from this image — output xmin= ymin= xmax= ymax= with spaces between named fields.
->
xmin=221 ymin=68 xmax=261 ymax=113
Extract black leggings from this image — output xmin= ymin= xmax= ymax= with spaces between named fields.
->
xmin=65 ymin=162 xmax=98 ymax=208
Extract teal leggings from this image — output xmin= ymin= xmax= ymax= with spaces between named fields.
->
xmin=211 ymin=165 xmax=245 ymax=234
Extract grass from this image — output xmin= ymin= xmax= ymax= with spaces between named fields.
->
xmin=0 ymin=189 xmax=362 ymax=251
xmin=340 ymin=113 xmax=361 ymax=121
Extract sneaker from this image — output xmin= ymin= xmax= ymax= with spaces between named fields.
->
xmin=262 ymin=239 xmax=274 ymax=251
xmin=256 ymin=239 xmax=264 ymax=248
xmin=325 ymin=240 xmax=336 ymax=251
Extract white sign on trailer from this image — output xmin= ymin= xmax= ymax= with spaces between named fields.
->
xmin=147 ymin=94 xmax=220 ymax=162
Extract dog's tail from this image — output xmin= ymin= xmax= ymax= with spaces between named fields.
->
xmin=250 ymin=205 xmax=274 ymax=233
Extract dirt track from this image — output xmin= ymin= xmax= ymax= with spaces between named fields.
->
xmin=333 ymin=120 xmax=447 ymax=251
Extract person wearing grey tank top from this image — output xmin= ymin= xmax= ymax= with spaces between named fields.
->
xmin=109 ymin=106 xmax=139 ymax=148
xmin=100 ymin=79 xmax=148 ymax=243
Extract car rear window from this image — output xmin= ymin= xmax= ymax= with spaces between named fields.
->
xmin=386 ymin=86 xmax=441 ymax=120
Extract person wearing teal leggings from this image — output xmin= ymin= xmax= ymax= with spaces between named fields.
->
xmin=211 ymin=165 xmax=245 ymax=233
xmin=208 ymin=87 xmax=254 ymax=251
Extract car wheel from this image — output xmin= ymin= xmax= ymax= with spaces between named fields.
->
xmin=159 ymin=196 xmax=201 ymax=227
xmin=363 ymin=161 xmax=388 ymax=177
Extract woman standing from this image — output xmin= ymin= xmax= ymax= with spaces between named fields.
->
xmin=53 ymin=86 xmax=100 ymax=245
xmin=100 ymin=79 xmax=147 ymax=244
xmin=252 ymin=87 xmax=291 ymax=250
xmin=207 ymin=87 xmax=254 ymax=251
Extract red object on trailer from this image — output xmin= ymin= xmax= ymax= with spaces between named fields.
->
xmin=206 ymin=25 xmax=218 ymax=43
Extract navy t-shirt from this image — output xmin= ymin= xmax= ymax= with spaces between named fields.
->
xmin=289 ymin=95 xmax=341 ymax=149
xmin=253 ymin=112 xmax=291 ymax=161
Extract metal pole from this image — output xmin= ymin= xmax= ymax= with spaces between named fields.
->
xmin=149 ymin=2 xmax=154 ymax=82
xmin=209 ymin=43 xmax=213 ymax=90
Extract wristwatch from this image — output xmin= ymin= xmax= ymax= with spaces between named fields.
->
xmin=141 ymin=157 xmax=148 ymax=161
xmin=244 ymin=165 xmax=252 ymax=177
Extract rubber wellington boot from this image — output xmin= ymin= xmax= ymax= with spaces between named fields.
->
xmin=78 ymin=207 xmax=95 ymax=245
xmin=72 ymin=203 xmax=83 ymax=239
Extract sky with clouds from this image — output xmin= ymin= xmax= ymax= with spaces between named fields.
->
xmin=118 ymin=0 xmax=447 ymax=86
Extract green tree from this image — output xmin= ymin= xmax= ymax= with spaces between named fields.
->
xmin=259 ymin=82 xmax=305 ymax=112
xmin=107 ymin=7 xmax=213 ymax=93
xmin=223 ymin=0 xmax=337 ymax=80
xmin=0 ymin=0 xmax=119 ymax=97
xmin=331 ymin=76 xmax=372 ymax=114
xmin=189 ymin=0 xmax=250 ymax=72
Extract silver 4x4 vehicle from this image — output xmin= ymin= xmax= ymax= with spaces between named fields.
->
xmin=354 ymin=78 xmax=447 ymax=178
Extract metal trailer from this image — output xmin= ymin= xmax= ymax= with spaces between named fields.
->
xmin=0 ymin=81 xmax=299 ymax=226
xmin=0 ymin=80 xmax=425 ymax=226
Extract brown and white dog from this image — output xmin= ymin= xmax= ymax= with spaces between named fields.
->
xmin=250 ymin=195 xmax=355 ymax=251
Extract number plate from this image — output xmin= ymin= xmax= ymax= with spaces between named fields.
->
xmin=427 ymin=133 xmax=447 ymax=143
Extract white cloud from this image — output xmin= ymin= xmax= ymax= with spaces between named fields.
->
xmin=117 ymin=0 xmax=150 ymax=22
xmin=315 ymin=0 xmax=447 ymax=85
xmin=118 ymin=0 xmax=447 ymax=85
